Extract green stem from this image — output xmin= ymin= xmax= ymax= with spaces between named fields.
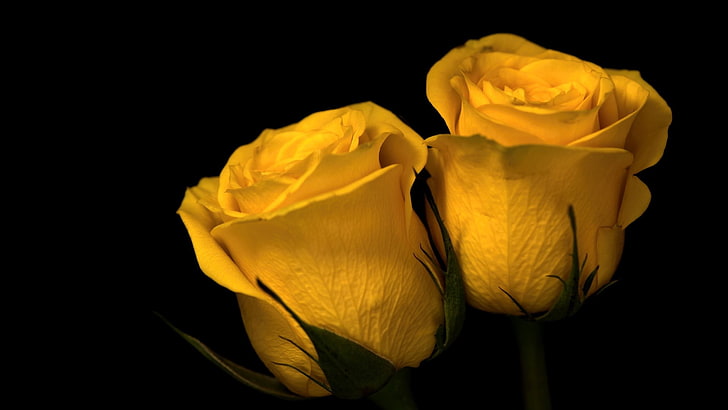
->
xmin=511 ymin=317 xmax=551 ymax=410
xmin=367 ymin=367 xmax=418 ymax=410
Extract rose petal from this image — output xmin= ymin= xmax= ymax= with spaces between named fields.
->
xmin=618 ymin=174 xmax=652 ymax=228
xmin=425 ymin=135 xmax=633 ymax=315
xmin=607 ymin=69 xmax=672 ymax=173
xmin=264 ymin=137 xmax=384 ymax=213
xmin=218 ymin=142 xmax=260 ymax=213
xmin=356 ymin=101 xmax=428 ymax=230
xmin=212 ymin=165 xmax=442 ymax=368
xmin=570 ymin=73 xmax=648 ymax=152
xmin=177 ymin=177 xmax=267 ymax=298
xmin=453 ymin=87 xmax=547 ymax=144
xmin=593 ymin=226 xmax=625 ymax=296
xmin=480 ymin=32 xmax=549 ymax=55
xmin=236 ymin=293 xmax=330 ymax=397
xmin=478 ymin=103 xmax=599 ymax=145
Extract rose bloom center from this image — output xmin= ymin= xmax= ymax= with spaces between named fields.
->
xmin=486 ymin=67 xmax=588 ymax=110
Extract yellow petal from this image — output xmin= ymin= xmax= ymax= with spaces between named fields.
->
xmin=236 ymin=294 xmax=330 ymax=397
xmin=517 ymin=59 xmax=608 ymax=108
xmin=218 ymin=142 xmax=261 ymax=213
xmin=355 ymin=100 xmax=428 ymax=182
xmin=263 ymin=137 xmax=384 ymax=212
xmin=176 ymin=177 xmax=267 ymax=298
xmin=212 ymin=165 xmax=442 ymax=368
xmin=453 ymin=89 xmax=546 ymax=144
xmin=607 ymin=69 xmax=672 ymax=173
xmin=592 ymin=226 xmax=625 ymax=296
xmin=478 ymin=32 xmax=549 ymax=55
xmin=478 ymin=103 xmax=599 ymax=145
xmin=288 ymin=105 xmax=367 ymax=141
xmin=353 ymin=101 xmax=428 ymax=230
xmin=618 ymin=175 xmax=651 ymax=228
xmin=592 ymin=176 xmax=652 ymax=295
xmin=224 ymin=168 xmax=296 ymax=215
xmin=425 ymin=135 xmax=633 ymax=315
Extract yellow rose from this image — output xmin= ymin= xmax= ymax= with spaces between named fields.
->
xmin=177 ymin=101 xmax=443 ymax=397
xmin=424 ymin=34 xmax=671 ymax=316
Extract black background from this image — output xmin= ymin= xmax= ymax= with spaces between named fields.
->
xmin=41 ymin=5 xmax=720 ymax=409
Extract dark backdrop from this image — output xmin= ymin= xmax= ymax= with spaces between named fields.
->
xmin=68 ymin=6 xmax=717 ymax=409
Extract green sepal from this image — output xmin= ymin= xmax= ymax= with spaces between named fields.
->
xmin=419 ymin=169 xmax=466 ymax=359
xmin=258 ymin=281 xmax=396 ymax=400
xmin=155 ymin=312 xmax=305 ymax=400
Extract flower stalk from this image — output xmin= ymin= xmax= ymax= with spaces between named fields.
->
xmin=367 ymin=368 xmax=418 ymax=410
xmin=511 ymin=317 xmax=551 ymax=410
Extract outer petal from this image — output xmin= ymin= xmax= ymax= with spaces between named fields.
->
xmin=425 ymin=135 xmax=633 ymax=315
xmin=176 ymin=176 xmax=267 ymax=299
xmin=348 ymin=101 xmax=428 ymax=231
xmin=354 ymin=101 xmax=428 ymax=190
xmin=236 ymin=294 xmax=329 ymax=397
xmin=568 ymin=72 xmax=650 ymax=150
xmin=593 ymin=226 xmax=625 ymax=296
xmin=618 ymin=175 xmax=652 ymax=228
xmin=213 ymin=165 xmax=443 ymax=368
xmin=606 ymin=69 xmax=672 ymax=173
xmin=590 ymin=176 xmax=651 ymax=296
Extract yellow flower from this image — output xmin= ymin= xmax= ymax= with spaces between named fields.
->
xmin=424 ymin=34 xmax=671 ymax=316
xmin=177 ymin=101 xmax=443 ymax=396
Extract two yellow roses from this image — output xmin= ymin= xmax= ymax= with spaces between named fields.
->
xmin=177 ymin=33 xmax=671 ymax=397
